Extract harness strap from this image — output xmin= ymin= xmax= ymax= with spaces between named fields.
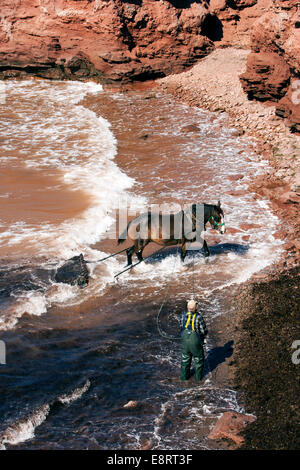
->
xmin=208 ymin=216 xmax=225 ymax=228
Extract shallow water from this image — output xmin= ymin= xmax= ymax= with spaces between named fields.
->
xmin=0 ymin=80 xmax=282 ymax=449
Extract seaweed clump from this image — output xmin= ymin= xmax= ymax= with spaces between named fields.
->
xmin=234 ymin=266 xmax=300 ymax=450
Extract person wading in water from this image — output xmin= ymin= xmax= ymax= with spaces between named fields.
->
xmin=180 ymin=299 xmax=208 ymax=382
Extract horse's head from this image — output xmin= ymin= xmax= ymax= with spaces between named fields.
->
xmin=209 ymin=201 xmax=226 ymax=234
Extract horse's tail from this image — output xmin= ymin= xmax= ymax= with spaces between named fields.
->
xmin=118 ymin=220 xmax=132 ymax=245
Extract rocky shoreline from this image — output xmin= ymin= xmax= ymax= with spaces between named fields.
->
xmin=156 ymin=46 xmax=299 ymax=449
xmin=157 ymin=47 xmax=300 ymax=269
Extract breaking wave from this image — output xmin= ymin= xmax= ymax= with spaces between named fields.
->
xmin=0 ymin=380 xmax=90 ymax=450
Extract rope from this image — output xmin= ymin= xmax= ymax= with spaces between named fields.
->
xmin=204 ymin=339 xmax=214 ymax=382
xmin=86 ymin=247 xmax=128 ymax=264
xmin=114 ymin=245 xmax=165 ymax=278
xmin=156 ymin=247 xmax=199 ymax=340
xmin=155 ymin=249 xmax=218 ymax=384
xmin=156 ymin=246 xmax=181 ymax=341
xmin=191 ymin=251 xmax=195 ymax=300
xmin=156 ymin=247 xmax=197 ymax=340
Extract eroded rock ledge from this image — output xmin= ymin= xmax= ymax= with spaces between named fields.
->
xmin=0 ymin=0 xmax=218 ymax=82
xmin=1 ymin=1 xmax=298 ymax=133
xmin=0 ymin=0 xmax=268 ymax=83
xmin=240 ymin=0 xmax=300 ymax=133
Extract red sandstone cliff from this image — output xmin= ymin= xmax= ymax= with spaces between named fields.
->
xmin=0 ymin=0 xmax=268 ymax=83
xmin=0 ymin=1 xmax=299 ymax=131
xmin=240 ymin=0 xmax=300 ymax=132
xmin=0 ymin=0 xmax=218 ymax=82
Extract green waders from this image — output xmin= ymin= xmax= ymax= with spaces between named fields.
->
xmin=180 ymin=329 xmax=204 ymax=382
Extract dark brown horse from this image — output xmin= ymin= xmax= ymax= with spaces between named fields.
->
xmin=118 ymin=202 xmax=225 ymax=265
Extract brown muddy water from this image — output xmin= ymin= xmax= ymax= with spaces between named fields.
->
xmin=0 ymin=80 xmax=282 ymax=449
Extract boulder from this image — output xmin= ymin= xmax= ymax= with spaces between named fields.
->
xmin=239 ymin=2 xmax=300 ymax=132
xmin=140 ymin=439 xmax=153 ymax=450
xmin=123 ymin=400 xmax=138 ymax=409
xmin=276 ymin=79 xmax=300 ymax=132
xmin=240 ymin=52 xmax=290 ymax=102
xmin=208 ymin=411 xmax=256 ymax=446
xmin=228 ymin=174 xmax=244 ymax=181
xmin=181 ymin=124 xmax=200 ymax=133
xmin=225 ymin=227 xmax=243 ymax=235
xmin=278 ymin=191 xmax=300 ymax=204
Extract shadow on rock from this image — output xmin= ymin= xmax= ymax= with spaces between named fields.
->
xmin=203 ymin=340 xmax=234 ymax=377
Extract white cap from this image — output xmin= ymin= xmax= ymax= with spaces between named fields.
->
xmin=187 ymin=299 xmax=196 ymax=311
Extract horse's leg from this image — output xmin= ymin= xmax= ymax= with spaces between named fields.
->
xmin=126 ymin=245 xmax=134 ymax=266
xmin=203 ymin=239 xmax=210 ymax=257
xmin=181 ymin=240 xmax=187 ymax=262
xmin=134 ymin=239 xmax=149 ymax=262
xmin=136 ymin=240 xmax=144 ymax=262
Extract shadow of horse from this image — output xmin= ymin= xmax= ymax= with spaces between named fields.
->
xmin=144 ymin=243 xmax=249 ymax=265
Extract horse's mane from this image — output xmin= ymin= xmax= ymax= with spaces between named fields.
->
xmin=191 ymin=203 xmax=224 ymax=216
